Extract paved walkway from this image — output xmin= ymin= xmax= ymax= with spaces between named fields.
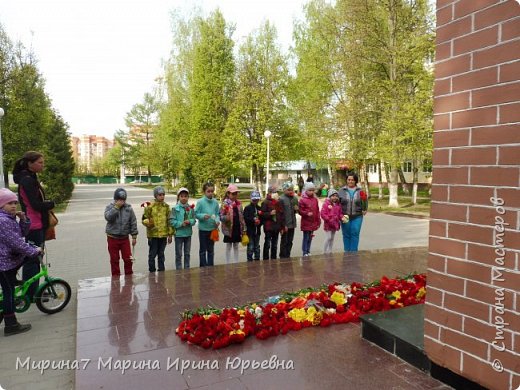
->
xmin=0 ymin=184 xmax=431 ymax=389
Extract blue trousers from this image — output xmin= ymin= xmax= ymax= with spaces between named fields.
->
xmin=302 ymin=231 xmax=314 ymax=255
xmin=148 ymin=237 xmax=167 ymax=272
xmin=175 ymin=236 xmax=191 ymax=269
xmin=246 ymin=233 xmax=260 ymax=261
xmin=199 ymin=230 xmax=215 ymax=267
xmin=341 ymin=216 xmax=363 ymax=252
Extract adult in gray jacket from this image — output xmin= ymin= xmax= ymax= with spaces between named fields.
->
xmin=104 ymin=188 xmax=138 ymax=276
xmin=279 ymin=182 xmax=299 ymax=258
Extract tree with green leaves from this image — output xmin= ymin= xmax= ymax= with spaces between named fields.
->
xmin=125 ymin=92 xmax=160 ymax=183
xmin=224 ymin=21 xmax=295 ymax=193
xmin=188 ymin=10 xmax=235 ymax=191
xmin=39 ymin=112 xmax=74 ymax=203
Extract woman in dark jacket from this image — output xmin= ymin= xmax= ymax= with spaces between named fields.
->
xmin=12 ymin=151 xmax=55 ymax=299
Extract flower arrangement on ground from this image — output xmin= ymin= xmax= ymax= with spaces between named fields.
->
xmin=176 ymin=273 xmax=426 ymax=349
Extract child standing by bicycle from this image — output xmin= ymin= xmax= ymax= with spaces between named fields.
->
xmin=0 ymin=188 xmax=42 ymax=336
xmin=104 ymin=188 xmax=138 ymax=276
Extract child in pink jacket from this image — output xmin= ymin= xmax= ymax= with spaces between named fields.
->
xmin=299 ymin=182 xmax=321 ymax=256
xmin=320 ymin=189 xmax=344 ymax=254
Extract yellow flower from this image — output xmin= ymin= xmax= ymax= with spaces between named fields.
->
xmin=229 ymin=329 xmax=245 ymax=336
xmin=389 ymin=300 xmax=396 ymax=305
xmin=252 ymin=303 xmax=257 ymax=309
xmin=416 ymin=287 xmax=426 ymax=299
xmin=288 ymin=308 xmax=307 ymax=322
xmin=392 ymin=290 xmax=402 ymax=300
xmin=237 ymin=309 xmax=245 ymax=316
xmin=306 ymin=307 xmax=323 ymax=325
xmin=330 ymin=291 xmax=346 ymax=306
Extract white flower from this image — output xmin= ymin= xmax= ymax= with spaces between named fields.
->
xmin=255 ymin=306 xmax=263 ymax=319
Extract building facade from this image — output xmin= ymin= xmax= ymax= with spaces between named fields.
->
xmin=70 ymin=135 xmax=114 ymax=172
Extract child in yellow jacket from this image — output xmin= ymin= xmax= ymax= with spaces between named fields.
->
xmin=142 ymin=186 xmax=174 ymax=272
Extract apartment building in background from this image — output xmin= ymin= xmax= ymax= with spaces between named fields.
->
xmin=70 ymin=135 xmax=114 ymax=172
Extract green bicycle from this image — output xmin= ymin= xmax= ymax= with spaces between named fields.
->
xmin=0 ymin=249 xmax=71 ymax=317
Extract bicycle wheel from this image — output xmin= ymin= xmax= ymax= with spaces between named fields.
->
xmin=35 ymin=280 xmax=71 ymax=314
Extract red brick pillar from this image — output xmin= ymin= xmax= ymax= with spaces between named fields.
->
xmin=426 ymin=1 xmax=520 ymax=389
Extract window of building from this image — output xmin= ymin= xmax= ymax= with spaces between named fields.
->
xmin=367 ymin=163 xmax=378 ymax=173
xmin=402 ymin=161 xmax=412 ymax=173
xmin=422 ymin=160 xmax=432 ymax=173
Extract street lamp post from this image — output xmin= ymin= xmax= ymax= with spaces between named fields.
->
xmin=0 ymin=107 xmax=4 ymax=189
xmin=264 ymin=130 xmax=272 ymax=194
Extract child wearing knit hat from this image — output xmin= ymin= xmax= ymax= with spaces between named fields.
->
xmin=0 ymin=188 xmax=42 ymax=336
xmin=142 ymin=186 xmax=173 ymax=272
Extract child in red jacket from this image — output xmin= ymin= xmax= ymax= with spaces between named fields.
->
xmin=320 ymin=189 xmax=344 ymax=254
xmin=299 ymin=182 xmax=321 ymax=256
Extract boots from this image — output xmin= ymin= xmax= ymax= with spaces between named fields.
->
xmin=3 ymin=313 xmax=31 ymax=336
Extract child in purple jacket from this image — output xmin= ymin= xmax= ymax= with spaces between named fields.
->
xmin=320 ymin=189 xmax=344 ymax=254
xmin=0 ymin=188 xmax=42 ymax=336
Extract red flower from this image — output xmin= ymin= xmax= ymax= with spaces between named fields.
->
xmin=360 ymin=191 xmax=368 ymax=201
xmin=175 ymin=273 xmax=427 ymax=350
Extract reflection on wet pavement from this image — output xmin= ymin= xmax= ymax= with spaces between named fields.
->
xmin=76 ymin=247 xmax=447 ymax=389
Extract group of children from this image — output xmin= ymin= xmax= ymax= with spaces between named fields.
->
xmin=104 ymin=177 xmax=368 ymax=276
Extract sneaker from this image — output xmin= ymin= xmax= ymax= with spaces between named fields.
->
xmin=5 ymin=322 xmax=32 ymax=336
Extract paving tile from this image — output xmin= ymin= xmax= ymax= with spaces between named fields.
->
xmin=75 ymin=247 xmax=448 ymax=389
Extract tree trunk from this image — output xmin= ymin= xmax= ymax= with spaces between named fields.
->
xmin=412 ymin=163 xmax=419 ymax=205
xmin=377 ymin=161 xmax=383 ymax=199
xmin=327 ymin=163 xmax=334 ymax=188
xmin=398 ymin=167 xmax=409 ymax=195
xmin=362 ymin=165 xmax=370 ymax=198
xmin=388 ymin=167 xmax=399 ymax=207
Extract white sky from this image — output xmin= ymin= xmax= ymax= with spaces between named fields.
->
xmin=0 ymin=0 xmax=306 ymax=138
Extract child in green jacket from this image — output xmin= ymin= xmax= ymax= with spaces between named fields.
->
xmin=142 ymin=186 xmax=173 ymax=272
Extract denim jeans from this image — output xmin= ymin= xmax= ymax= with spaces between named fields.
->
xmin=302 ymin=231 xmax=313 ymax=255
xmin=341 ymin=215 xmax=364 ymax=251
xmin=23 ymin=229 xmax=45 ymax=299
xmin=246 ymin=233 xmax=260 ymax=261
xmin=279 ymin=228 xmax=295 ymax=258
xmin=199 ymin=230 xmax=215 ymax=267
xmin=148 ymin=237 xmax=167 ymax=272
xmin=175 ymin=236 xmax=191 ymax=269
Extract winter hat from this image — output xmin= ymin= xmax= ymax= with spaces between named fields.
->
xmin=226 ymin=184 xmax=239 ymax=193
xmin=282 ymin=181 xmax=294 ymax=191
xmin=0 ymin=188 xmax=18 ymax=208
xmin=177 ymin=187 xmax=189 ymax=196
xmin=303 ymin=182 xmax=316 ymax=191
xmin=113 ymin=188 xmax=127 ymax=201
xmin=250 ymin=190 xmax=261 ymax=200
xmin=153 ymin=186 xmax=165 ymax=198
xmin=328 ymin=188 xmax=339 ymax=198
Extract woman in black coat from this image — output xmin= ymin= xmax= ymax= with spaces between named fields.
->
xmin=12 ymin=151 xmax=55 ymax=299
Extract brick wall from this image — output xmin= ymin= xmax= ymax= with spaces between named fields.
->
xmin=426 ymin=1 xmax=520 ymax=389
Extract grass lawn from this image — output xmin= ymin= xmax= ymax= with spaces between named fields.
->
xmin=368 ymin=196 xmax=431 ymax=217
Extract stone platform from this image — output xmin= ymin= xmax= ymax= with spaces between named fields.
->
xmin=75 ymin=247 xmax=450 ymax=389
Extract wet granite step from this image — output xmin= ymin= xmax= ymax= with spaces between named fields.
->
xmin=360 ymin=304 xmax=430 ymax=371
